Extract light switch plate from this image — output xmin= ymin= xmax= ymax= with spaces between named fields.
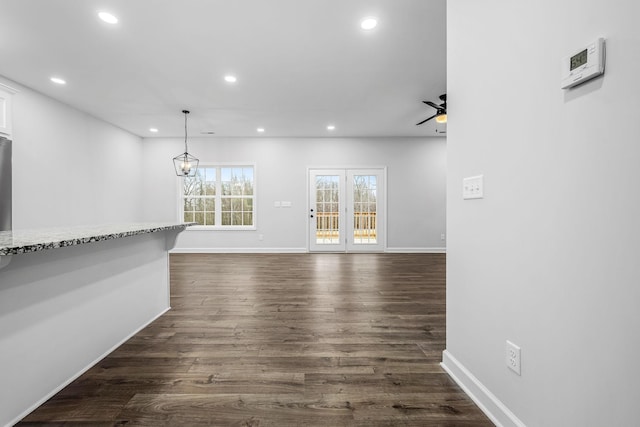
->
xmin=463 ymin=175 xmax=484 ymax=199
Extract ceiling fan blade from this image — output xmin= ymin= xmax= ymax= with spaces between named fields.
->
xmin=424 ymin=101 xmax=441 ymax=110
xmin=416 ymin=114 xmax=437 ymax=126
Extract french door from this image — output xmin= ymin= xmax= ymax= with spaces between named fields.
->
xmin=308 ymin=168 xmax=385 ymax=252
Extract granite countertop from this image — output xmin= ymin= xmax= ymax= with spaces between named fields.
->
xmin=0 ymin=222 xmax=194 ymax=256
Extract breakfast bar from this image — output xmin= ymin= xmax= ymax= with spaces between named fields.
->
xmin=0 ymin=223 xmax=191 ymax=426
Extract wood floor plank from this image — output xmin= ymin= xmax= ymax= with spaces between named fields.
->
xmin=19 ymin=253 xmax=493 ymax=426
xmin=116 ymin=393 xmax=357 ymax=427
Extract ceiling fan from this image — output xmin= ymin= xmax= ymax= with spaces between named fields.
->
xmin=416 ymin=93 xmax=447 ymax=125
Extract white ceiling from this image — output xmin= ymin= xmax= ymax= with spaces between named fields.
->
xmin=0 ymin=0 xmax=446 ymax=138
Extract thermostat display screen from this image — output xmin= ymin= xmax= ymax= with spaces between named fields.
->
xmin=570 ymin=49 xmax=588 ymax=71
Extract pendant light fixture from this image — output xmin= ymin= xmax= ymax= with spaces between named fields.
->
xmin=173 ymin=110 xmax=199 ymax=177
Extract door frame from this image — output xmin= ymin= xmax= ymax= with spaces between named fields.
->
xmin=307 ymin=166 xmax=387 ymax=253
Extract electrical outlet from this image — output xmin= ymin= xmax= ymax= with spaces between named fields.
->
xmin=506 ymin=340 xmax=521 ymax=375
xmin=258 ymin=234 xmax=264 ymax=241
xmin=440 ymin=233 xmax=445 ymax=241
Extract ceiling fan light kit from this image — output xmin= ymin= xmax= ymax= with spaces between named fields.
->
xmin=173 ymin=110 xmax=200 ymax=177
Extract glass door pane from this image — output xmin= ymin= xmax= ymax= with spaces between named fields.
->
xmin=316 ymin=175 xmax=340 ymax=244
xmin=309 ymin=170 xmax=345 ymax=252
xmin=346 ymin=169 xmax=384 ymax=252
xmin=352 ymin=175 xmax=377 ymax=244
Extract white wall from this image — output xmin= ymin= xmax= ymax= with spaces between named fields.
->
xmin=445 ymin=1 xmax=640 ymax=426
xmin=2 ymin=76 xmax=144 ymax=228
xmin=142 ymin=137 xmax=446 ymax=252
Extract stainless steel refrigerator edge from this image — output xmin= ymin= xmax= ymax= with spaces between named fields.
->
xmin=0 ymin=136 xmax=11 ymax=231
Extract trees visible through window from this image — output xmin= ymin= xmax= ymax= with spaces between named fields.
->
xmin=182 ymin=165 xmax=255 ymax=228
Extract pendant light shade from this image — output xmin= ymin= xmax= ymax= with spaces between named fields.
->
xmin=173 ymin=110 xmax=199 ymax=177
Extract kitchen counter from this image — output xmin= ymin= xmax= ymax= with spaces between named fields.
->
xmin=0 ymin=222 xmax=193 ymax=256
xmin=0 ymin=221 xmax=191 ymax=426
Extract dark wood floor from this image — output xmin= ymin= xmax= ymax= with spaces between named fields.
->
xmin=19 ymin=253 xmax=492 ymax=426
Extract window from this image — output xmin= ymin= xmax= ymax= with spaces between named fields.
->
xmin=181 ymin=165 xmax=255 ymax=229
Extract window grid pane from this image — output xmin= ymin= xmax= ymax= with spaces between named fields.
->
xmin=221 ymin=196 xmax=254 ymax=226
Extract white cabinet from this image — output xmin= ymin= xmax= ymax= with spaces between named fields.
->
xmin=0 ymin=83 xmax=17 ymax=138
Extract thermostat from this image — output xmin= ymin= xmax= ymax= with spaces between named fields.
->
xmin=561 ymin=38 xmax=605 ymax=89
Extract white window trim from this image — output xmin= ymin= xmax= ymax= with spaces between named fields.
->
xmin=178 ymin=162 xmax=257 ymax=231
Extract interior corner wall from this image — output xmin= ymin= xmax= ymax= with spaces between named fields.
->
xmin=445 ymin=1 xmax=640 ymax=426
xmin=141 ymin=137 xmax=446 ymax=252
xmin=2 ymin=76 xmax=144 ymax=229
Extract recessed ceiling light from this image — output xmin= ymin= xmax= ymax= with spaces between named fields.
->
xmin=98 ymin=12 xmax=118 ymax=24
xmin=50 ymin=77 xmax=66 ymax=85
xmin=327 ymin=125 xmax=336 ymax=131
xmin=257 ymin=128 xmax=265 ymax=133
xmin=149 ymin=128 xmax=158 ymax=133
xmin=360 ymin=17 xmax=378 ymax=30
xmin=224 ymin=75 xmax=237 ymax=83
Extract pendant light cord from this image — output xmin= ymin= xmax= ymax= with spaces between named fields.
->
xmin=183 ymin=110 xmax=189 ymax=154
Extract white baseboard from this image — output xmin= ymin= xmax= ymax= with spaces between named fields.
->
xmin=171 ymin=247 xmax=446 ymax=254
xmin=170 ymin=247 xmax=308 ymax=254
xmin=385 ymin=247 xmax=446 ymax=253
xmin=8 ymin=308 xmax=170 ymax=427
xmin=441 ymin=350 xmax=526 ymax=427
